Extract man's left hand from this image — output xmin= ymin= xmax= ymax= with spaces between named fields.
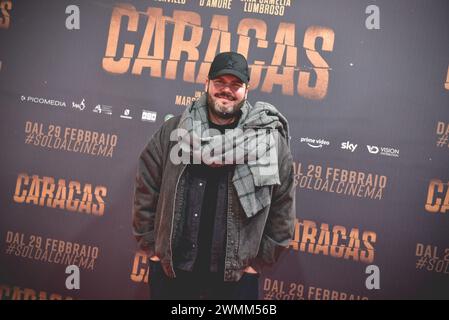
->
xmin=244 ymin=266 xmax=258 ymax=274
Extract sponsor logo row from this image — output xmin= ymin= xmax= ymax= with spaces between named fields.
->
xmin=300 ymin=137 xmax=400 ymax=158
xmin=20 ymin=95 xmax=175 ymax=123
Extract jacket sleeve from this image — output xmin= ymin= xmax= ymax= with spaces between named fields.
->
xmin=132 ymin=126 xmax=164 ymax=257
xmin=251 ymin=135 xmax=296 ymax=273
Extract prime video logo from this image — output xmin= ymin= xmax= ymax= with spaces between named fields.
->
xmin=300 ymin=137 xmax=330 ymax=149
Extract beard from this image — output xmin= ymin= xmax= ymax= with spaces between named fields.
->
xmin=206 ymin=88 xmax=245 ymax=120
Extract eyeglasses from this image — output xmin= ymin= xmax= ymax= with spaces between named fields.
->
xmin=211 ymin=79 xmax=245 ymax=91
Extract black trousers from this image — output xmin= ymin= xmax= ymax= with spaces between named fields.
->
xmin=149 ymin=261 xmax=259 ymax=300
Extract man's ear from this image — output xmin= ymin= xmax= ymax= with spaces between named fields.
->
xmin=205 ymin=78 xmax=209 ymax=92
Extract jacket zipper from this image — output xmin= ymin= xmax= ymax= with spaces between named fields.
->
xmin=169 ymin=164 xmax=187 ymax=277
xmin=223 ymin=171 xmax=232 ymax=281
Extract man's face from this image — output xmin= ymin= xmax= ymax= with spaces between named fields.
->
xmin=206 ymin=74 xmax=248 ymax=120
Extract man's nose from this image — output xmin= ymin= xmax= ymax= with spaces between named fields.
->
xmin=221 ymin=85 xmax=232 ymax=93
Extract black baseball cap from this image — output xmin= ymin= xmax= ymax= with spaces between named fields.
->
xmin=208 ymin=52 xmax=250 ymax=84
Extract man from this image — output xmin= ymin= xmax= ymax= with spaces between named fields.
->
xmin=133 ymin=52 xmax=295 ymax=300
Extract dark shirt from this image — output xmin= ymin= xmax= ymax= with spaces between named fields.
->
xmin=174 ymin=115 xmax=239 ymax=278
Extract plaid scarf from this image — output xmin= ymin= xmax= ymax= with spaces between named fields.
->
xmin=177 ymin=93 xmax=290 ymax=218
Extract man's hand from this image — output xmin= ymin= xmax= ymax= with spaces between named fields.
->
xmin=137 ymin=250 xmax=160 ymax=261
xmin=244 ymin=266 xmax=258 ymax=274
